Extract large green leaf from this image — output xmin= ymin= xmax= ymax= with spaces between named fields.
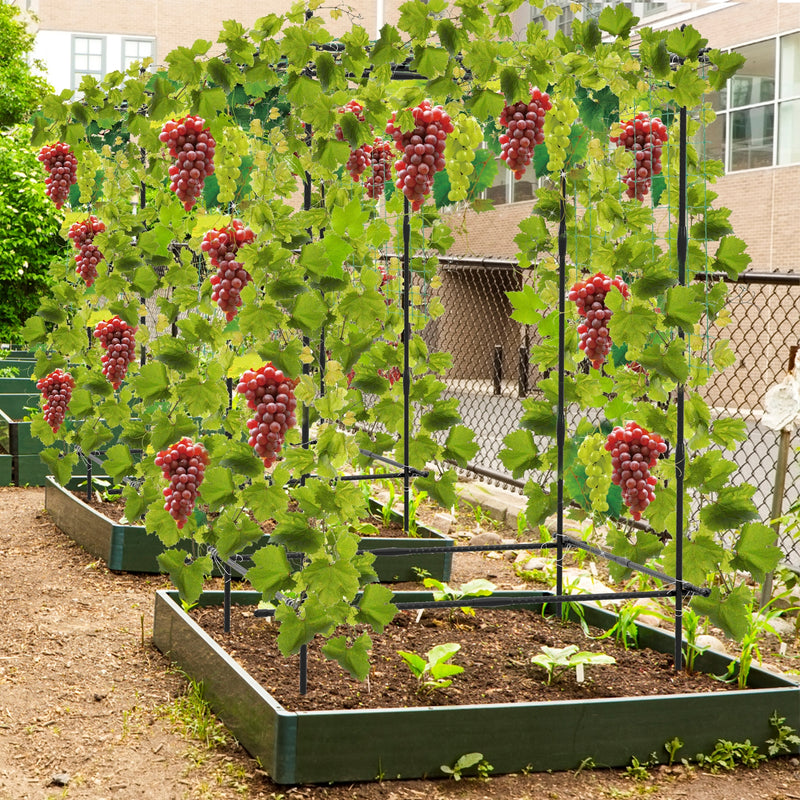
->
xmin=499 ymin=429 xmax=540 ymax=480
xmin=699 ymin=484 xmax=759 ymax=532
xmin=321 ymin=633 xmax=372 ymax=681
xmin=691 ymin=584 xmax=751 ymax=641
xmin=156 ymin=550 xmax=212 ymax=606
xmin=246 ymin=544 xmax=294 ymax=600
xmin=730 ymin=522 xmax=782 ymax=583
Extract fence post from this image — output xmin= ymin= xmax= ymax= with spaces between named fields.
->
xmin=493 ymin=345 xmax=502 ymax=395
xmin=518 ymin=345 xmax=529 ymax=397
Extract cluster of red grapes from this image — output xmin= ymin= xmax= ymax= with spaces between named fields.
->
xmin=93 ymin=316 xmax=137 ymax=389
xmin=610 ymin=112 xmax=669 ymax=201
xmin=159 ymin=115 xmax=216 ymax=211
xmin=568 ymin=272 xmax=630 ymax=370
xmin=365 ymin=139 xmax=393 ymax=199
xmin=37 ymin=142 xmax=78 ymax=209
xmin=335 ymin=100 xmax=372 ymax=182
xmin=236 ymin=364 xmax=298 ymax=468
xmin=605 ymin=422 xmax=667 ymax=520
xmin=386 ymin=100 xmax=453 ymax=210
xmin=36 ymin=369 xmax=74 ymax=433
xmin=67 ymin=215 xmax=106 ymax=287
xmin=499 ymin=89 xmax=551 ymax=179
xmin=201 ymin=220 xmax=255 ymax=321
xmin=379 ymin=366 xmax=402 ymax=386
xmin=155 ymin=437 xmax=210 ymax=529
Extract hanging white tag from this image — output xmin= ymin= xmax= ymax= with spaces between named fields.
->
xmin=780 ymin=642 xmax=788 ymax=656
xmin=576 ymin=663 xmax=585 ymax=683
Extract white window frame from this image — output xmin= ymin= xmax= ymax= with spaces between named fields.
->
xmin=121 ymin=37 xmax=156 ymax=72
xmin=71 ymin=34 xmax=105 ymax=90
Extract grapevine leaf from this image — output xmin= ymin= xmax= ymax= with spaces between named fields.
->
xmin=605 ymin=527 xmax=663 ymax=581
xmin=21 ymin=315 xmax=47 ymax=344
xmin=132 ymin=361 xmax=171 ymax=403
xmin=499 ymin=429 xmax=541 ymax=479
xmin=711 ymin=236 xmax=751 ymax=279
xmin=507 ymin=283 xmax=546 ymax=324
xmin=671 ymin=64 xmax=708 ymax=109
xmin=660 ymin=531 xmax=724 ymax=586
xmin=355 ymin=583 xmax=398 ymax=632
xmin=630 ymin=270 xmax=675 ymax=300
xmin=414 ymin=468 xmax=458 ymax=510
xmin=40 ymin=448 xmax=78 ymax=485
xmin=218 ymin=441 xmax=264 ymax=478
xmin=520 ymin=399 xmax=557 ymax=437
xmin=666 ymin=26 xmax=707 ymax=60
xmin=78 ymin=423 xmax=113 ymax=454
xmin=710 ymin=416 xmax=748 ymax=449
xmin=420 ymin=398 xmax=460 ymax=431
xmin=443 ymin=425 xmax=479 ymax=467
xmin=597 ymin=4 xmax=636 ymax=38
xmin=275 ymin=599 xmax=336 ymax=656
xmin=730 ymin=522 xmax=782 ymax=583
xmin=214 ymin=513 xmax=264 ymax=561
xmin=150 ymin=412 xmax=196 ymax=453
xmin=200 ymin=466 xmax=237 ymax=509
xmin=523 ymin=479 xmax=557 ymax=526
xmin=154 ymin=337 xmax=198 ymax=372
xmin=238 ymin=302 xmax=283 ymax=340
xmin=242 ymin=482 xmax=288 ymax=522
xmin=303 ymin=556 xmax=361 ymax=607
xmin=102 ymin=443 xmax=134 ymax=480
xmin=271 ymin=513 xmax=324 ymax=553
xmin=706 ymin=49 xmax=746 ymax=92
xmin=290 ymin=290 xmax=328 ymax=335
xmin=662 ymin=285 xmax=704 ymax=330
xmin=156 ymin=550 xmax=212 ymax=607
xmin=245 ymin=544 xmax=294 ymax=600
xmin=699 ymin=484 xmax=759 ymax=532
xmin=413 ymin=45 xmax=449 ymax=78
xmin=321 ymin=633 xmax=372 ymax=681
xmin=712 ymin=340 xmax=736 ymax=372
xmin=685 ymin=451 xmax=737 ymax=492
xmin=466 ymin=88 xmax=505 ymax=121
xmin=607 ymin=303 xmax=658 ymax=350
xmin=176 ymin=374 xmax=229 ymax=417
xmin=690 ymin=584 xmax=752 ymax=641
xmin=636 ymin=339 xmax=689 ymax=384
xmin=690 ymin=208 xmax=733 ymax=241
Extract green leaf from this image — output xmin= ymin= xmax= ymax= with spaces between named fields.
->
xmin=443 ymin=425 xmax=479 ymax=467
xmin=218 ymin=441 xmax=264 ymax=478
xmin=710 ymin=416 xmax=748 ymax=449
xmin=200 ymin=466 xmax=237 ymax=509
xmin=321 ymin=633 xmax=372 ymax=681
xmin=691 ymin=208 xmax=733 ymax=242
xmin=706 ymin=49 xmax=746 ymax=93
xmin=242 ymin=481 xmax=288 ymax=522
xmin=413 ymin=45 xmax=449 ymax=78
xmin=303 ymin=556 xmax=361 ymax=607
xmin=420 ymin=398 xmax=460 ymax=431
xmin=685 ymin=451 xmax=737 ymax=492
xmin=631 ymin=270 xmax=675 ymax=299
xmin=605 ymin=527 xmax=664 ymax=581
xmin=213 ymin=513 xmax=264 ymax=561
xmin=355 ymin=583 xmax=397 ymax=632
xmin=524 ymin=479 xmax=557 ymax=526
xmin=663 ymin=285 xmax=704 ymax=330
xmin=666 ymin=26 xmax=707 ymax=60
xmin=466 ymin=88 xmax=505 ymax=121
xmin=520 ymin=399 xmax=557 ymax=437
xmin=102 ymin=443 xmax=134 ymax=480
xmin=636 ymin=338 xmax=689 ymax=384
xmin=271 ymin=513 xmax=324 ymax=553
xmin=21 ymin=315 xmax=47 ymax=344
xmin=275 ymin=599 xmax=335 ymax=656
xmin=290 ymin=290 xmax=327 ymax=335
xmin=246 ymin=544 xmax=294 ymax=600
xmin=691 ymin=584 xmax=752 ymax=641
xmin=507 ymin=284 xmax=546 ymax=325
xmin=498 ymin=429 xmax=540 ymax=480
xmin=597 ymin=4 xmax=636 ymax=38
xmin=40 ymin=448 xmax=78 ymax=485
xmin=154 ymin=337 xmax=198 ymax=373
xmin=607 ymin=303 xmax=658 ymax=350
xmin=699 ymin=484 xmax=759 ymax=532
xmin=132 ymin=361 xmax=170 ymax=403
xmin=711 ymin=236 xmax=751 ymax=279
xmin=414 ymin=468 xmax=458 ymax=510
xmin=157 ymin=550 xmax=212 ymax=606
xmin=730 ymin=522 xmax=781 ymax=583
xmin=661 ymin=532 xmax=724 ymax=587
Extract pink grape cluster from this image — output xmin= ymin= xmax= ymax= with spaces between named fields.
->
xmin=499 ymin=88 xmax=551 ymax=179
xmin=236 ymin=364 xmax=298 ymax=468
xmin=605 ymin=422 xmax=667 ymax=520
xmin=568 ymin=272 xmax=630 ymax=370
xmin=335 ymin=100 xmax=372 ymax=182
xmin=37 ymin=142 xmax=78 ymax=209
xmin=386 ymin=100 xmax=453 ymax=211
xmin=155 ymin=437 xmax=209 ymax=529
xmin=610 ymin=113 xmax=669 ymax=201
xmin=67 ymin=215 xmax=106 ymax=287
xmin=365 ymin=139 xmax=393 ymax=199
xmin=159 ymin=115 xmax=216 ymax=211
xmin=201 ymin=220 xmax=255 ymax=321
xmin=93 ymin=316 xmax=137 ymax=389
xmin=36 ymin=369 xmax=74 ymax=433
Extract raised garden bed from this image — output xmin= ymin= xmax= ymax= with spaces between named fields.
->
xmin=153 ymin=588 xmax=800 ymax=784
xmin=0 ymin=359 xmax=36 ymax=377
xmin=0 ymin=407 xmax=51 ymax=486
xmin=44 ymin=476 xmax=452 ymax=580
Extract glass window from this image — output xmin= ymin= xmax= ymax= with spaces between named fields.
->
xmin=702 ymin=115 xmax=726 ymax=165
xmin=780 ymin=32 xmax=800 ymax=99
xmin=729 ymin=106 xmax=774 ymax=171
xmin=511 ymin=169 xmax=537 ymax=203
xmin=778 ymin=99 xmax=800 ymax=165
xmin=730 ymin=39 xmax=775 ymax=107
xmin=72 ymin=36 xmax=105 ymax=88
xmin=123 ymin=39 xmax=154 ymax=71
xmin=485 ymin=158 xmax=508 ymax=205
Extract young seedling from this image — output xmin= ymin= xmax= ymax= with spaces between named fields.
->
xmin=398 ymin=643 xmax=464 ymax=692
xmin=440 ymin=752 xmax=493 ymax=781
xmin=682 ymin=608 xmax=710 ymax=674
xmin=766 ymin=712 xmax=800 ymax=756
xmin=664 ymin=736 xmax=684 ymax=766
xmin=529 ymin=645 xmax=615 ymax=685
xmin=408 ymin=488 xmax=428 ymax=536
xmin=423 ymin=577 xmax=496 ymax=619
xmin=596 ymin=602 xmax=643 ymax=651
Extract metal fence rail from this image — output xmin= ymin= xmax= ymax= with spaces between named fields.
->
xmin=423 ymin=260 xmax=800 ymax=562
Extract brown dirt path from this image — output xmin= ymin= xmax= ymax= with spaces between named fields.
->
xmin=1 ymin=486 xmax=800 ymax=800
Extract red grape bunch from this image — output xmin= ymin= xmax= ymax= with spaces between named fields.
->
xmin=386 ymin=100 xmax=454 ymax=211
xmin=365 ymin=139 xmax=393 ymax=200
xmin=37 ymin=142 xmax=78 ymax=209
xmin=610 ymin=113 xmax=669 ymax=201
xmin=201 ymin=220 xmax=256 ymax=321
xmin=155 ymin=437 xmax=210 ymax=529
xmin=236 ymin=364 xmax=298 ymax=468
xmin=335 ymin=100 xmax=372 ymax=183
xmin=67 ymin=215 xmax=106 ymax=287
xmin=499 ymin=88 xmax=552 ymax=179
xmin=93 ymin=316 xmax=138 ymax=389
xmin=605 ymin=422 xmax=667 ymax=520
xmin=158 ymin=115 xmax=216 ymax=211
xmin=568 ymin=272 xmax=630 ymax=370
xmin=36 ymin=369 xmax=75 ymax=433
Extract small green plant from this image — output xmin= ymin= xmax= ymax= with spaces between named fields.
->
xmin=681 ymin=608 xmax=709 ymax=674
xmin=440 ymin=752 xmax=494 ymax=780
xmin=157 ymin=673 xmax=229 ymax=748
xmin=408 ymin=488 xmax=428 ymax=536
xmin=378 ymin=482 xmax=396 ymax=528
xmin=574 ymin=756 xmax=596 ymax=775
xmin=423 ymin=577 xmax=496 ymax=618
xmin=529 ymin=645 xmax=615 ymax=685
xmin=766 ymin=711 xmax=800 ymax=756
xmin=595 ymin=602 xmax=643 ymax=651
xmin=694 ymin=738 xmax=765 ymax=771
xmin=664 ymin=736 xmax=684 ymax=766
xmin=624 ymin=755 xmax=652 ymax=781
xmin=398 ymin=643 xmax=464 ymax=692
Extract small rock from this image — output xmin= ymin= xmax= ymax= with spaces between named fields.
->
xmin=432 ymin=512 xmax=453 ymax=535
xmin=469 ymin=531 xmax=503 ymax=547
xmin=694 ymin=634 xmax=727 ymax=654
xmin=759 ymin=614 xmax=796 ymax=639
xmin=502 ymin=550 xmax=516 ymax=562
xmin=93 ymin=692 xmax=107 ymax=702
xmin=50 ymin=774 xmax=70 ymax=787
xmin=789 ymin=757 xmax=799 ymax=766
xmin=521 ymin=556 xmax=548 ymax=573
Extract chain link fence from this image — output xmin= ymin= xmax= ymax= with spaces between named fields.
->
xmin=424 ymin=260 xmax=800 ymax=563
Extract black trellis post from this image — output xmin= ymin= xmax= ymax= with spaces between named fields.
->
xmin=555 ymin=170 xmax=568 ymax=607
xmin=402 ymin=196 xmax=412 ymax=533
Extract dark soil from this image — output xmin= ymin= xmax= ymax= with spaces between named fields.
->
xmin=192 ymin=604 xmax=733 ymax=712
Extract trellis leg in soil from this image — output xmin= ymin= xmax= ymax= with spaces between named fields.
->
xmin=402 ymin=196 xmax=411 ymax=533
xmin=555 ymin=171 xmax=568 ymax=606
